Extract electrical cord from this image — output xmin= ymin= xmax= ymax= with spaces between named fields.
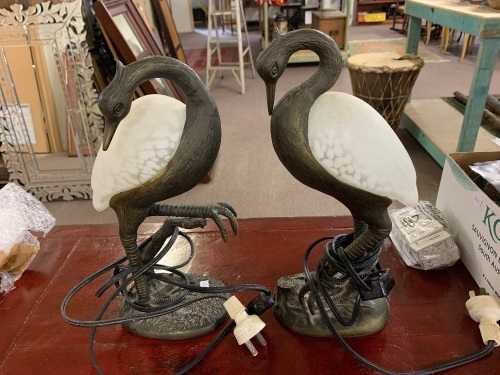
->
xmin=308 ymin=234 xmax=383 ymax=326
xmin=303 ymin=235 xmax=496 ymax=375
xmin=176 ymin=321 xmax=236 ymax=375
xmin=61 ymin=227 xmax=273 ymax=375
xmin=62 ymin=225 xmax=494 ymax=374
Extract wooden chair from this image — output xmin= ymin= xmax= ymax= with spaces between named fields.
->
xmin=391 ymin=0 xmax=407 ymax=33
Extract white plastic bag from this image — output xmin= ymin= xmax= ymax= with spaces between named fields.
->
xmin=389 ymin=201 xmax=460 ymax=270
xmin=0 ymin=183 xmax=55 ymax=293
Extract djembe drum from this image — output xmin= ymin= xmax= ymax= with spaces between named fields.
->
xmin=346 ymin=53 xmax=424 ymax=131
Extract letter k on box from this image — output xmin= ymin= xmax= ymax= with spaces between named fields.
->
xmin=436 ymin=152 xmax=500 ymax=298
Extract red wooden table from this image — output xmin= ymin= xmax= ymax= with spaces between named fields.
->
xmin=0 ymin=217 xmax=496 ymax=374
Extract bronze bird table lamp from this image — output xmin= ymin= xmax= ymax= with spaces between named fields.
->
xmin=84 ymin=56 xmax=238 ymax=340
xmin=256 ymin=29 xmax=418 ymax=338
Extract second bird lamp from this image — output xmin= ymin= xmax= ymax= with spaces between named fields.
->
xmin=256 ymin=29 xmax=418 ymax=337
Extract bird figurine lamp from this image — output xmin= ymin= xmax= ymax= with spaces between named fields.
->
xmin=90 ymin=56 xmax=238 ymax=340
xmin=256 ymin=29 xmax=418 ymax=338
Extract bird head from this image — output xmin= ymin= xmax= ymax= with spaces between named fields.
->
xmin=256 ymin=30 xmax=289 ymax=116
xmin=98 ymin=61 xmax=133 ymax=151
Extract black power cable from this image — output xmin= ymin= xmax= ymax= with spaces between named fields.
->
xmin=62 ymin=225 xmax=494 ymax=374
xmin=61 ymin=227 xmax=273 ymax=374
xmin=303 ymin=235 xmax=496 ymax=375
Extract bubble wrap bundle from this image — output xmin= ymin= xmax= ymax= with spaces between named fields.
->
xmin=389 ymin=201 xmax=460 ymax=270
xmin=0 ymin=183 xmax=56 ymax=293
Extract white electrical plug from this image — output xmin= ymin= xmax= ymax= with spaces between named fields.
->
xmin=223 ymin=295 xmax=267 ymax=356
xmin=465 ymin=288 xmax=500 ymax=347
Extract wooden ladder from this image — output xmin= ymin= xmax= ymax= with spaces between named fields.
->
xmin=206 ymin=0 xmax=255 ymax=94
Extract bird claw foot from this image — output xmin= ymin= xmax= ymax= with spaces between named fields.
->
xmin=149 ymin=202 xmax=238 ymax=242
xmin=200 ymin=202 xmax=238 ymax=242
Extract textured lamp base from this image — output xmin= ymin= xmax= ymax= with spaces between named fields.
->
xmin=120 ymin=274 xmax=229 ymax=340
xmin=273 ymin=272 xmax=390 ymax=338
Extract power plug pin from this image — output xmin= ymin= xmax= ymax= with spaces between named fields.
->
xmin=224 ymin=296 xmax=267 ymax=356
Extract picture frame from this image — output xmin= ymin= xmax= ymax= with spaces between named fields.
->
xmin=0 ymin=0 xmax=102 ymax=201
xmin=92 ymin=0 xmax=182 ymax=100
xmin=152 ymin=0 xmax=187 ymax=64
xmin=0 ymin=45 xmax=53 ymax=154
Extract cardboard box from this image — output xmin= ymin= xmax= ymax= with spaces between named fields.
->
xmin=311 ymin=11 xmax=346 ymax=50
xmin=357 ymin=12 xmax=386 ymax=23
xmin=436 ymin=152 xmax=500 ymax=297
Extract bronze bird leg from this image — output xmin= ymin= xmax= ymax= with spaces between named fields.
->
xmin=119 ymin=231 xmax=149 ymax=303
xmin=353 ymin=218 xmax=368 ymax=239
xmin=116 ymin=204 xmax=236 ymax=339
xmin=344 ymin=210 xmax=392 ymax=261
xmin=120 ymin=201 xmax=237 ymax=304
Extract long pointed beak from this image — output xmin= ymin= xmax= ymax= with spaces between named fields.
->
xmin=102 ymin=120 xmax=118 ymax=151
xmin=266 ymin=83 xmax=276 ymax=116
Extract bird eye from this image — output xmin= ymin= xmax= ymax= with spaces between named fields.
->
xmin=113 ymin=103 xmax=124 ymax=116
xmin=271 ymin=63 xmax=279 ymax=77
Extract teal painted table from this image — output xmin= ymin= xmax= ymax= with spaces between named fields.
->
xmin=403 ymin=0 xmax=500 ymax=166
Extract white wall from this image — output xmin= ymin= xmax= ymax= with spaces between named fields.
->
xmin=170 ymin=0 xmax=194 ymax=33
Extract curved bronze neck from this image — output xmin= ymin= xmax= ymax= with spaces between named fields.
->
xmin=121 ymin=56 xmax=207 ymax=106
xmin=282 ymin=29 xmax=343 ymax=97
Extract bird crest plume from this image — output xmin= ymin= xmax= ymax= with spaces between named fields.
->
xmin=100 ymin=61 xmax=126 ymax=102
xmin=114 ymin=60 xmax=125 ymax=81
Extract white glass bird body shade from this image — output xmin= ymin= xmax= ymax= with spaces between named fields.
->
xmin=308 ymin=92 xmax=418 ymax=208
xmin=91 ymin=94 xmax=185 ymax=211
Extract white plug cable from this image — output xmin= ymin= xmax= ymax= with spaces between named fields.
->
xmin=466 ymin=288 xmax=500 ymax=347
xmin=223 ymin=295 xmax=267 ymax=356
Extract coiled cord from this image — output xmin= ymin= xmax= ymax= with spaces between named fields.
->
xmin=303 ymin=234 xmax=496 ymax=375
xmin=61 ymin=227 xmax=271 ymax=374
